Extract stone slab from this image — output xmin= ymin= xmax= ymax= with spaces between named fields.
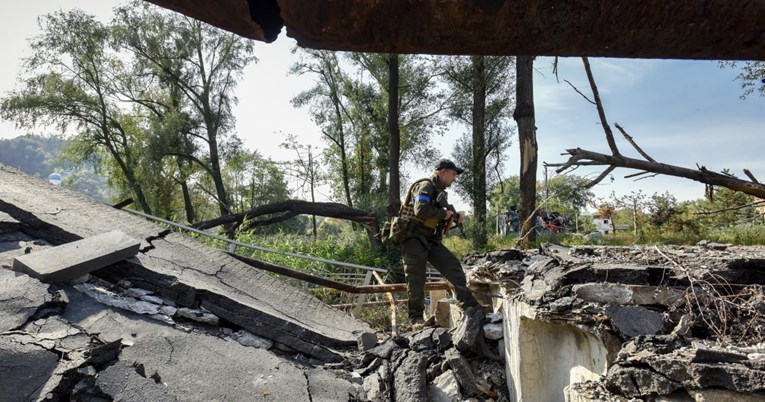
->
xmin=13 ymin=230 xmax=140 ymax=282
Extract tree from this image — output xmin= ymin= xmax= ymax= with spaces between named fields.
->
xmin=387 ymin=53 xmax=401 ymax=216
xmin=514 ymin=56 xmax=538 ymax=246
xmin=544 ymin=174 xmax=595 ymax=216
xmin=114 ymin=2 xmax=256 ymax=217
xmin=444 ymin=55 xmax=515 ymax=248
xmin=348 ymin=53 xmax=449 ymax=208
xmin=648 ymin=191 xmax=678 ymax=227
xmin=613 ymin=190 xmax=648 ymax=236
xmin=1 ymin=9 xmax=154 ymax=214
xmin=292 ymin=50 xmax=448 ymax=217
xmin=291 ymin=49 xmax=356 ymax=208
xmin=281 ymin=134 xmax=324 ymax=237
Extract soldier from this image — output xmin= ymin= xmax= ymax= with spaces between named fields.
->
xmin=400 ymin=159 xmax=479 ymax=329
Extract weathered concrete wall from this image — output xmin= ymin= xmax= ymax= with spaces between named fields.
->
xmin=504 ymin=299 xmax=618 ymax=402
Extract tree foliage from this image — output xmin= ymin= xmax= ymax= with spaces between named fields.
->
xmin=1 ymin=3 xmax=259 ymax=223
xmin=719 ymin=61 xmax=765 ymax=99
xmin=443 ymin=55 xmax=515 ymax=248
xmin=291 ymin=50 xmax=449 ymax=216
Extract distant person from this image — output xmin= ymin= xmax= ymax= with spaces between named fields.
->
xmin=399 ymin=159 xmax=479 ymax=329
xmin=509 ymin=205 xmax=520 ymax=233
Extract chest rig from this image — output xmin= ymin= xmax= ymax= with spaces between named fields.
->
xmin=399 ymin=178 xmax=442 ymax=230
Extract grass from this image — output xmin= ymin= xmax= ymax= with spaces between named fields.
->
xmin=191 ymin=220 xmax=765 ymax=330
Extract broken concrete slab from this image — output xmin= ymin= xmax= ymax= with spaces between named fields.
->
xmin=0 ymin=269 xmax=51 ymax=332
xmin=0 ymin=335 xmax=60 ymax=401
xmin=606 ymin=304 xmax=665 ymax=338
xmin=119 ymin=332 xmax=314 ymax=401
xmin=306 ymin=367 xmax=360 ymax=401
xmin=95 ymin=361 xmax=178 ymax=402
xmin=444 ymin=348 xmax=480 ymax=398
xmin=0 ymin=164 xmax=373 ymax=362
xmin=55 ymin=283 xmax=351 ymax=401
xmin=605 ymin=335 xmax=765 ymax=398
xmin=573 ymin=282 xmax=684 ymax=306
xmin=13 ymin=230 xmax=140 ymax=282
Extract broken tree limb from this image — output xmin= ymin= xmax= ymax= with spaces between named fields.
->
xmin=553 ymin=59 xmax=765 ymax=201
xmin=583 ymin=57 xmax=619 ymax=156
xmin=194 ymin=200 xmax=378 ymax=232
xmin=744 ymin=169 xmax=760 ymax=184
xmin=557 ymin=148 xmax=765 ymax=199
xmin=615 ymin=123 xmax=655 ymax=162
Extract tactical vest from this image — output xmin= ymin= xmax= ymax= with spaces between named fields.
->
xmin=399 ymin=178 xmax=441 ymax=230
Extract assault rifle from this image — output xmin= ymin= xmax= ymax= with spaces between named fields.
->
xmin=436 ymin=192 xmax=466 ymax=239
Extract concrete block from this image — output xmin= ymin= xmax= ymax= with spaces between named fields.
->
xmin=357 ymin=332 xmax=378 ymax=351
xmin=12 ymin=230 xmax=140 ymax=282
xmin=434 ymin=298 xmax=453 ymax=328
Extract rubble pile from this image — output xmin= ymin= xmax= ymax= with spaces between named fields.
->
xmin=350 ymin=306 xmax=508 ymax=402
xmin=497 ymin=242 xmax=765 ymax=401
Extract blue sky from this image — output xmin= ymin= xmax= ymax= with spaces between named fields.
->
xmin=2 ymin=1 xmax=763 ymax=211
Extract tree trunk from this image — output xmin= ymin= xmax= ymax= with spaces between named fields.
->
xmin=387 ymin=53 xmax=401 ymax=218
xmin=471 ymin=55 xmax=487 ymax=249
xmin=180 ymin=180 xmax=195 ymax=223
xmin=514 ymin=56 xmax=537 ymax=247
xmin=310 ymin=151 xmax=318 ymax=239
xmin=206 ymin=129 xmax=230 ymax=216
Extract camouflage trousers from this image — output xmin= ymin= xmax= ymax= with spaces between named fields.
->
xmin=401 ymin=235 xmax=478 ymax=321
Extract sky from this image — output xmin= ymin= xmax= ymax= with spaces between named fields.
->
xmin=1 ymin=1 xmax=763 ymax=212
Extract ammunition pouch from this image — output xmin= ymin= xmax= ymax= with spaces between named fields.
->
xmin=381 ymin=216 xmax=410 ymax=246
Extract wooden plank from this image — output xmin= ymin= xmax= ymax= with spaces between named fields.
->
xmin=12 ymin=230 xmax=140 ymax=282
xmin=352 ymin=270 xmax=373 ymax=318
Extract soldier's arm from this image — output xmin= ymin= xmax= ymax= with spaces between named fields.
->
xmin=412 ymin=182 xmax=447 ymax=221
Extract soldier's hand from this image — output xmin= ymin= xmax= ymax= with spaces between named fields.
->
xmin=444 ymin=209 xmax=454 ymax=221
xmin=456 ymin=212 xmax=464 ymax=225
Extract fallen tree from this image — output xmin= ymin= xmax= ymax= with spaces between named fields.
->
xmin=549 ymin=57 xmax=765 ymax=200
xmin=193 ymin=199 xmax=381 ymax=244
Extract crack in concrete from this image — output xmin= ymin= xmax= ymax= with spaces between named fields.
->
xmin=302 ymin=371 xmax=314 ymax=402
xmin=163 ymin=336 xmax=176 ymax=365
xmin=140 ymin=229 xmax=172 ymax=253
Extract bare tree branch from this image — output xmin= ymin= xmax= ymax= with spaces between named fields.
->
xmin=584 ymin=165 xmax=616 ymax=188
xmin=563 ymin=79 xmax=596 ymax=105
xmin=558 ymin=148 xmax=765 ymax=199
xmin=744 ymin=169 xmax=760 ymax=184
xmin=695 ymin=199 xmax=765 ymax=215
xmin=615 ymin=123 xmax=656 ymax=162
xmin=582 ymin=56 xmax=620 ymax=155
xmin=551 ymin=58 xmax=765 ymax=202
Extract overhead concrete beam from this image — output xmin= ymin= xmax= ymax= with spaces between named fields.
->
xmin=12 ymin=230 xmax=140 ymax=283
xmin=145 ymin=0 xmax=765 ymax=60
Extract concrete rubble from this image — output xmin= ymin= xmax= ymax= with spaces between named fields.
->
xmin=462 ymin=243 xmax=765 ymax=401
xmin=4 ymin=163 xmax=765 ymax=401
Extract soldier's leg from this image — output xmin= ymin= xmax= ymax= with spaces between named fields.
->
xmin=428 ymin=242 xmax=479 ymax=309
xmin=401 ymin=236 xmax=429 ymax=321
